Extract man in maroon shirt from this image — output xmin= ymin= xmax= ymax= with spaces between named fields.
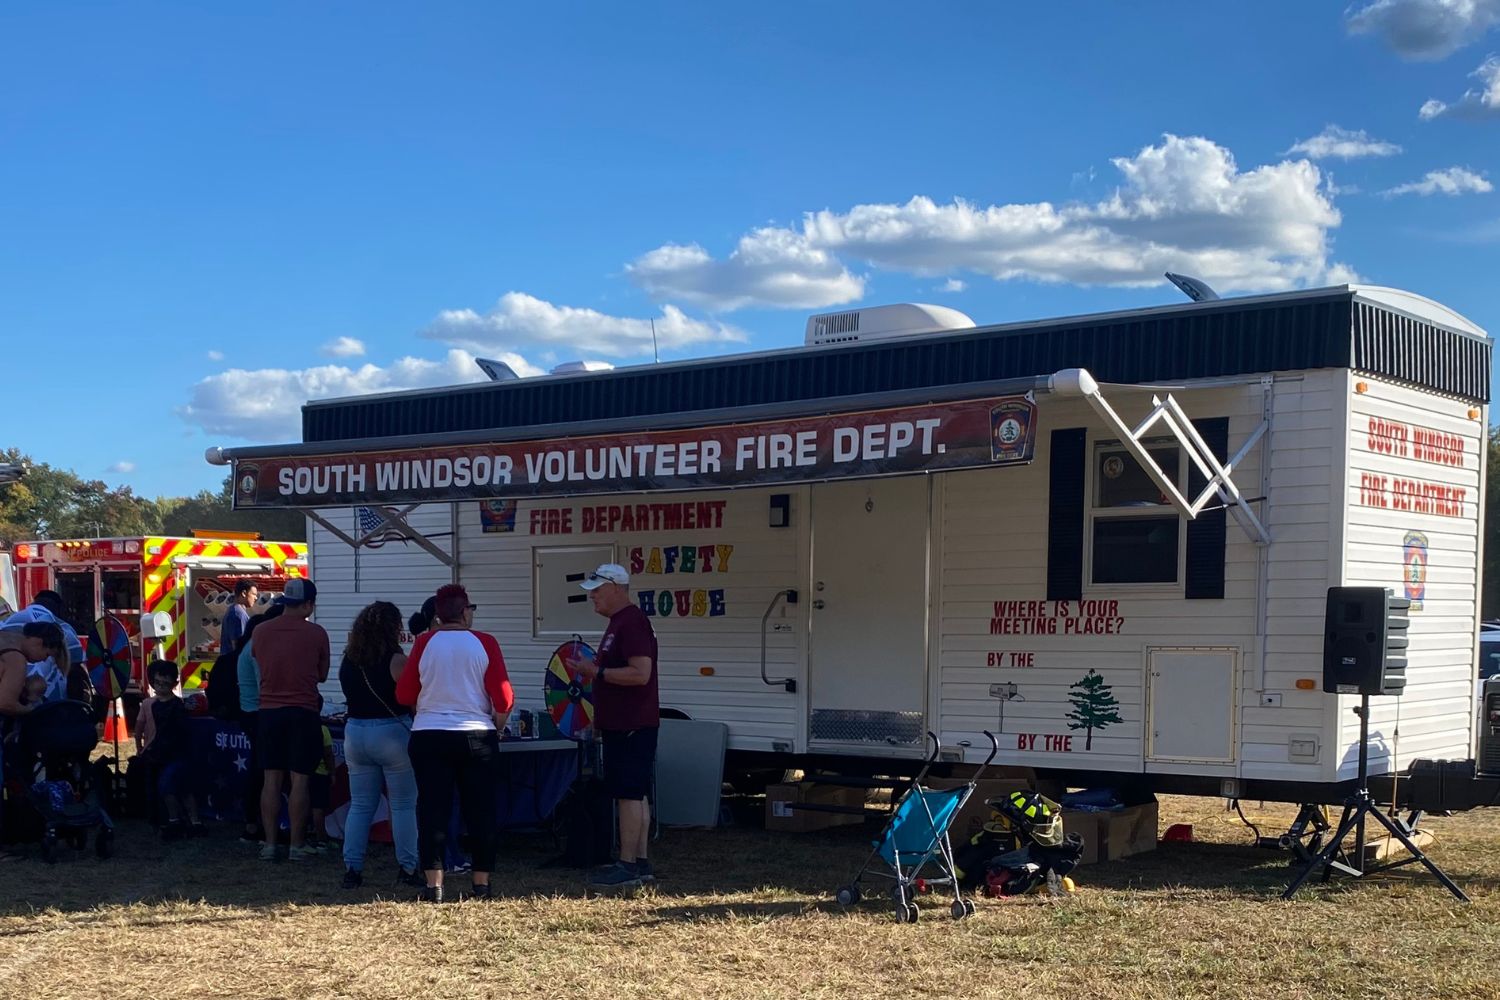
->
xmin=574 ymin=563 xmax=659 ymax=889
xmin=254 ymin=577 xmax=330 ymax=862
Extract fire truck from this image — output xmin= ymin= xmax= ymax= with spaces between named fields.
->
xmin=11 ymin=532 xmax=307 ymax=689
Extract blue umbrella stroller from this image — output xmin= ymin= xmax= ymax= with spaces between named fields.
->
xmin=835 ymin=731 xmax=998 ymax=922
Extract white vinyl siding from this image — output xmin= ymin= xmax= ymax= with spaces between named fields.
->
xmin=1338 ymin=374 xmax=1484 ymax=777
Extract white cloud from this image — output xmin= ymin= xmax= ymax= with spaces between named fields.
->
xmin=627 ymin=227 xmax=865 ymax=311
xmin=423 ymin=292 xmax=745 ymax=358
xmin=1286 ymin=125 xmax=1403 ymax=159
xmin=626 ymin=135 xmax=1352 ymax=304
xmin=1347 ymin=0 xmax=1500 ymax=59
xmin=939 ymin=278 xmax=967 ymax=292
xmin=106 ymin=461 xmax=135 ymax=474
xmin=180 ymin=349 xmax=538 ymax=443
xmin=206 ymin=350 xmax=224 ymax=361
xmin=1418 ymin=55 xmax=1500 ymax=118
xmin=1384 ymin=165 xmax=1494 ymax=195
xmin=320 ymin=336 xmax=367 ymax=358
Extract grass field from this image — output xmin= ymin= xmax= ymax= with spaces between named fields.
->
xmin=1 ymin=795 xmax=1498 ymax=999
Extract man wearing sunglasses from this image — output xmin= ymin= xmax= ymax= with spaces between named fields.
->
xmin=575 ymin=563 xmax=659 ymax=889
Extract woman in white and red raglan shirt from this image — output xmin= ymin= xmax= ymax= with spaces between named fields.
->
xmin=395 ymin=583 xmax=513 ymax=902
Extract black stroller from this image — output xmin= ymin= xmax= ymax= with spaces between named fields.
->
xmin=12 ymin=699 xmax=116 ymax=862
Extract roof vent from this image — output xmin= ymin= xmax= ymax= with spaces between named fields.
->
xmin=550 ymin=360 xmax=616 ymax=376
xmin=804 ymin=303 xmax=976 ymax=347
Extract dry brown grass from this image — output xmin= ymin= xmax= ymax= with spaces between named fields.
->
xmin=2 ymin=796 xmax=1499 ymax=999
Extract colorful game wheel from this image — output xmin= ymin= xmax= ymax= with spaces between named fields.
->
xmin=86 ymin=614 xmax=131 ymax=701
xmin=543 ymin=637 xmax=596 ymax=740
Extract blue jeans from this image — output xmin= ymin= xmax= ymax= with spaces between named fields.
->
xmin=342 ymin=717 xmax=419 ymax=873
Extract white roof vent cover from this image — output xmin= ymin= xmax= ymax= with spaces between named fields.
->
xmin=804 ymin=303 xmax=976 ymax=346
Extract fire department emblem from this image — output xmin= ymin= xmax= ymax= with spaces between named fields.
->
xmin=990 ymin=398 xmax=1037 ymax=463
xmin=236 ymin=465 xmax=259 ymax=503
xmin=1403 ymin=530 xmax=1428 ymax=610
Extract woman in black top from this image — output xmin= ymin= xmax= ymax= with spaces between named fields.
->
xmin=337 ymin=601 xmax=420 ymax=888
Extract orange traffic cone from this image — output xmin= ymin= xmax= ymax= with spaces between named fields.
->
xmin=102 ymin=697 xmax=131 ymax=744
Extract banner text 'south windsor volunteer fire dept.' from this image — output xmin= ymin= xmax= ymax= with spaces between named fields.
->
xmin=232 ymin=395 xmax=1038 ymax=508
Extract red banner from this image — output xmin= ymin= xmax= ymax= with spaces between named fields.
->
xmin=231 ymin=394 xmax=1038 ymax=508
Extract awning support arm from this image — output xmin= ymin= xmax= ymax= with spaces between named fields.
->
xmin=304 ymin=505 xmax=455 ymax=567
xmin=1050 ymin=368 xmax=1271 ymax=546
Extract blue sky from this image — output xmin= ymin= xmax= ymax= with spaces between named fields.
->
xmin=2 ymin=1 xmax=1497 ymax=499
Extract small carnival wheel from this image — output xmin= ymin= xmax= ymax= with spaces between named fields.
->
xmin=86 ymin=615 xmax=131 ymax=701
xmin=543 ymin=636 xmax=597 ymax=740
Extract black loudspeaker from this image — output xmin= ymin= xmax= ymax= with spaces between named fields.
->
xmin=1323 ymin=587 xmax=1409 ymax=696
xmin=551 ymin=776 xmax=613 ymax=869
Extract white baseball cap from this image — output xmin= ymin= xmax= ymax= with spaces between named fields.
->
xmin=580 ymin=564 xmax=630 ymax=590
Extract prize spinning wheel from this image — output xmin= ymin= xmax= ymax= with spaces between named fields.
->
xmin=543 ymin=636 xmax=596 ymax=740
xmin=87 ymin=614 xmax=131 ymax=701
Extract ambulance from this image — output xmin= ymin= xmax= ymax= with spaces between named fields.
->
xmin=11 ymin=533 xmax=307 ymax=688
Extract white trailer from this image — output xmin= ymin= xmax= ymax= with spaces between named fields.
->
xmin=211 ymin=286 xmax=1493 ymax=801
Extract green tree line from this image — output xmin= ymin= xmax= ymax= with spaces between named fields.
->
xmin=0 ymin=448 xmax=305 ymax=545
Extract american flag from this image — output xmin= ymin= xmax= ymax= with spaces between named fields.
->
xmin=355 ymin=506 xmax=405 ymax=548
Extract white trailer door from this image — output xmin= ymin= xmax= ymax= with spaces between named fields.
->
xmin=1146 ymin=647 xmax=1237 ymax=763
xmin=808 ymin=477 xmax=930 ymax=753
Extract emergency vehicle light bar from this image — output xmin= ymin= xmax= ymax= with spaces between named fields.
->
xmin=1050 ymin=368 xmax=1271 ymax=546
xmin=175 ymin=558 xmax=276 ymax=571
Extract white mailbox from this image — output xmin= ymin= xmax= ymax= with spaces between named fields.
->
xmin=140 ymin=611 xmax=173 ymax=639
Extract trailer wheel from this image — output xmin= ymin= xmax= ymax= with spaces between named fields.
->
xmin=904 ymin=903 xmax=920 ymax=923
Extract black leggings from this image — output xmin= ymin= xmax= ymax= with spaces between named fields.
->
xmin=409 ymin=729 xmax=500 ymax=873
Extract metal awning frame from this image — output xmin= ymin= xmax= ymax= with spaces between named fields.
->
xmin=1062 ymin=370 xmax=1271 ymax=546
xmin=305 ymin=504 xmax=455 ymax=567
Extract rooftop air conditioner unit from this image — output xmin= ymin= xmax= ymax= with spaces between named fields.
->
xmin=550 ymin=361 xmax=616 ymax=376
xmin=804 ymin=303 xmax=975 ymax=347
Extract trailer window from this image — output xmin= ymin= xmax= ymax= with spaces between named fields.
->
xmin=1089 ymin=444 xmax=1185 ymax=586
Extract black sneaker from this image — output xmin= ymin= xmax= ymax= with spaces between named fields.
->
xmin=396 ymin=868 xmax=426 ymax=889
xmin=637 ymin=860 xmax=656 ymax=884
xmin=418 ymin=885 xmax=443 ymax=903
xmin=589 ymin=862 xmax=642 ymax=888
xmin=342 ymin=869 xmax=363 ymax=889
xmin=238 ymin=829 xmax=261 ymax=844
xmin=469 ymin=883 xmax=494 ymax=901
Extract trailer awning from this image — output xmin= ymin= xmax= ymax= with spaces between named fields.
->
xmin=211 ymin=367 xmax=1272 ymax=544
xmin=212 ymin=376 xmax=1056 ymax=510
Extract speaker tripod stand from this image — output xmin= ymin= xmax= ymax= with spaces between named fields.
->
xmin=1282 ymin=696 xmax=1468 ymax=902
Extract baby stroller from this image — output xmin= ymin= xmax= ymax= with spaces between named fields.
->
xmin=834 ymin=731 xmax=998 ymax=922
xmin=13 ymin=700 xmax=116 ymax=862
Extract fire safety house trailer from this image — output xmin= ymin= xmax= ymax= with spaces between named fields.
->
xmin=210 ymin=285 xmax=1492 ymax=802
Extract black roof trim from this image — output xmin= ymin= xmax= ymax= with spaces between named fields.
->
xmin=301 ymin=290 xmax=1490 ymax=443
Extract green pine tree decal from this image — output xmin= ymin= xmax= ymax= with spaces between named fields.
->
xmin=1066 ymin=669 xmax=1123 ymax=751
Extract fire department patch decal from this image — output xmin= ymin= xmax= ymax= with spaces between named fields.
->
xmin=990 ymin=398 xmax=1037 ymax=464
xmin=1403 ymin=530 xmax=1428 ymax=611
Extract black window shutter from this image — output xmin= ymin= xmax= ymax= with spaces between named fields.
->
xmin=1185 ymin=417 xmax=1230 ymax=600
xmin=1047 ymin=428 xmax=1087 ymax=602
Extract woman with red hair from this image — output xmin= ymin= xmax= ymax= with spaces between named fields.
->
xmin=395 ymin=583 xmax=513 ymax=902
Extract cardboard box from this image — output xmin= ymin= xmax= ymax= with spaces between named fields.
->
xmin=765 ymin=783 xmax=867 ymax=833
xmin=1064 ymin=797 xmax=1160 ymax=864
xmin=1061 ymin=809 xmax=1102 ymax=866
xmin=1103 ymin=799 xmax=1159 ymax=860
